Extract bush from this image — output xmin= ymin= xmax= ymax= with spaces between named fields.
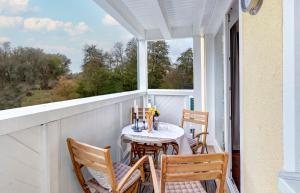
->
xmin=52 ymin=76 xmax=79 ymax=100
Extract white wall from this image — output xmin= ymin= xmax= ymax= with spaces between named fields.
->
xmin=212 ymin=25 xmax=225 ymax=150
xmin=204 ymin=34 xmax=216 ymax=146
xmin=0 ymin=126 xmax=43 ymax=193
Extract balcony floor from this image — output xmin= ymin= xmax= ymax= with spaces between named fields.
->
xmin=140 ymin=146 xmax=230 ymax=193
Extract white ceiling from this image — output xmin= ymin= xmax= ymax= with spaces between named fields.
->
xmin=94 ymin=0 xmax=234 ymax=40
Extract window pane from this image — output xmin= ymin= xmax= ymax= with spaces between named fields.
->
xmin=147 ymin=38 xmax=193 ymax=89
xmin=0 ymin=0 xmax=137 ymax=110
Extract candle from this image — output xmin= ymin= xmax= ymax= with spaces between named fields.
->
xmin=143 ymin=97 xmax=145 ymax=121
xmin=135 ymin=104 xmax=138 ymax=118
xmin=133 ymin=100 xmax=137 ymax=117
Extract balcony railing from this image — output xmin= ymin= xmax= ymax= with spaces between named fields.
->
xmin=0 ymin=89 xmax=193 ymax=193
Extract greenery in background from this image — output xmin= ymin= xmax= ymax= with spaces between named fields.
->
xmin=0 ymin=39 xmax=193 ymax=110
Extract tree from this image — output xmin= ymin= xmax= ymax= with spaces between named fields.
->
xmin=176 ymin=48 xmax=193 ymax=89
xmin=82 ymin=45 xmax=105 ymax=71
xmin=122 ymin=38 xmax=137 ymax=91
xmin=147 ymin=41 xmax=171 ymax=89
xmin=76 ymin=45 xmax=122 ymax=97
xmin=52 ymin=76 xmax=79 ymax=100
xmin=112 ymin=42 xmax=124 ymax=68
xmin=0 ymin=42 xmax=71 ymax=109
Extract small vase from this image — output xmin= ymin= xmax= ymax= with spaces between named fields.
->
xmin=153 ymin=116 xmax=159 ymax=130
xmin=147 ymin=116 xmax=153 ymax=133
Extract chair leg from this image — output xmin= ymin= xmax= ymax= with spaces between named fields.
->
xmin=130 ymin=142 xmax=139 ymax=165
xmin=172 ymin=143 xmax=179 ymax=155
xmin=162 ymin=143 xmax=168 ymax=154
xmin=124 ymin=178 xmax=140 ymax=193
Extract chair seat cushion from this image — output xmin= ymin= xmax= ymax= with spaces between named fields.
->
xmin=165 ymin=181 xmax=207 ymax=193
xmin=86 ymin=163 xmax=141 ymax=193
xmin=186 ymin=136 xmax=197 ymax=147
xmin=155 ymin=170 xmax=207 ymax=193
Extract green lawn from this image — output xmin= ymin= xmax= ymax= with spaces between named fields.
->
xmin=21 ymin=90 xmax=58 ymax=107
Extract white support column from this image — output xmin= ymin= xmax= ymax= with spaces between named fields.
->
xmin=193 ymin=35 xmax=202 ymax=111
xmin=205 ymin=34 xmax=215 ymax=145
xmin=282 ymin=0 xmax=298 ymax=173
xmin=137 ymin=40 xmax=148 ymax=91
xmin=223 ymin=13 xmax=230 ymax=153
xmin=279 ymin=0 xmax=300 ymax=192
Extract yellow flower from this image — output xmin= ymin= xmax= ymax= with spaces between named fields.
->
xmin=148 ymin=107 xmax=160 ymax=116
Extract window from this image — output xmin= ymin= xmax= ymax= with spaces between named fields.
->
xmin=147 ymin=38 xmax=193 ymax=89
xmin=0 ymin=0 xmax=137 ymax=110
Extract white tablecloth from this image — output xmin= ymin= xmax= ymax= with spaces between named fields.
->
xmin=121 ymin=122 xmax=192 ymax=155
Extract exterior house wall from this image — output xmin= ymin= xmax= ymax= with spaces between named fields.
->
xmin=241 ymin=0 xmax=283 ymax=193
xmin=214 ymin=25 xmax=225 ymax=150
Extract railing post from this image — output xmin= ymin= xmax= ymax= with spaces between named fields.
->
xmin=137 ymin=39 xmax=148 ymax=91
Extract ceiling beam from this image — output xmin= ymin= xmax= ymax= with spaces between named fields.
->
xmin=206 ymin=0 xmax=233 ymax=35
xmin=193 ymin=0 xmax=210 ymax=36
xmin=93 ymin=0 xmax=145 ymax=39
xmin=145 ymin=26 xmax=194 ymax=40
xmin=152 ymin=0 xmax=171 ymax=39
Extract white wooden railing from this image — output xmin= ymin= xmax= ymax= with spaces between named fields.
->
xmin=0 ymin=89 xmax=193 ymax=193
xmin=147 ymin=89 xmax=193 ymax=129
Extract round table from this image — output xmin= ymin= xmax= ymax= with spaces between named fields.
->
xmin=121 ymin=122 xmax=192 ymax=155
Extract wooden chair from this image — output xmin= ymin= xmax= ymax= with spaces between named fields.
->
xmin=130 ymin=142 xmax=161 ymax=168
xmin=67 ymin=138 xmax=147 ymax=193
xmin=172 ymin=109 xmax=209 ymax=154
xmin=129 ymin=107 xmax=166 ymax=166
xmin=149 ymin=153 xmax=228 ymax=193
xmin=130 ymin=107 xmax=149 ymax=124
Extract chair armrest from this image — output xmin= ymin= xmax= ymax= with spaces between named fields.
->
xmin=149 ymin=156 xmax=160 ymax=193
xmin=117 ymin=155 xmax=147 ymax=192
xmin=194 ymin=132 xmax=209 ymax=139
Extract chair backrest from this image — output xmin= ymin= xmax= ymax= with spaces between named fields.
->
xmin=67 ymin=138 xmax=116 ymax=193
xmin=180 ymin=109 xmax=209 ymax=129
xmin=180 ymin=109 xmax=209 ymax=142
xmin=131 ymin=107 xmax=149 ymax=123
xmin=159 ymin=153 xmax=228 ymax=193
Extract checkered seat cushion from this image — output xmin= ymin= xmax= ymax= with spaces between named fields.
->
xmin=85 ymin=163 xmax=141 ymax=193
xmin=155 ymin=170 xmax=207 ymax=193
xmin=186 ymin=136 xmax=197 ymax=147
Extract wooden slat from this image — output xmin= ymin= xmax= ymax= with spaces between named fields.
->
xmin=182 ymin=118 xmax=207 ymax=125
xmin=149 ymin=156 xmax=160 ymax=193
xmin=71 ymin=140 xmax=107 ymax=157
xmin=167 ymin=162 xmax=223 ymax=173
xmin=160 ymin=155 xmax=167 ymax=193
xmin=74 ymin=157 xmax=108 ymax=173
xmin=165 ymin=171 xmax=222 ymax=182
xmin=72 ymin=148 xmax=106 ymax=164
xmin=166 ymin=153 xmax=225 ymax=164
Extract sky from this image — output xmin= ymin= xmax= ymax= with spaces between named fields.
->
xmin=0 ymin=0 xmax=192 ymax=73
